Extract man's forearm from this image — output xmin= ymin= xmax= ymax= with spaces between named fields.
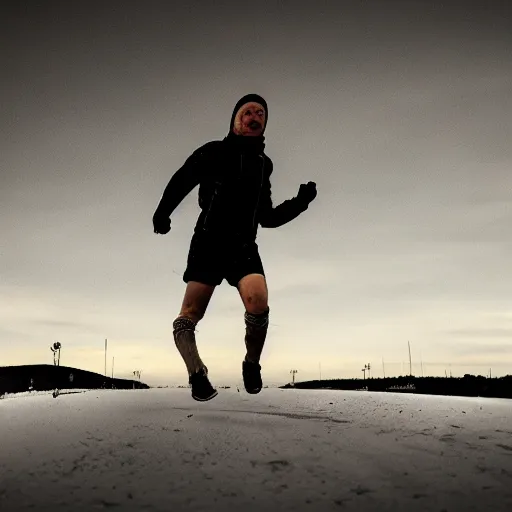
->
xmin=259 ymin=197 xmax=308 ymax=228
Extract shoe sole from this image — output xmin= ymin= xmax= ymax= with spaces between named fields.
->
xmin=191 ymin=390 xmax=218 ymax=402
xmin=245 ymin=388 xmax=261 ymax=394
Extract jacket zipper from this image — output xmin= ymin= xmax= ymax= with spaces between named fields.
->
xmin=202 ymin=182 xmax=219 ymax=231
xmin=251 ymin=155 xmax=265 ymax=231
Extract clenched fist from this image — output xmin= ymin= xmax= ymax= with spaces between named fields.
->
xmin=153 ymin=213 xmax=171 ymax=235
xmin=297 ymin=181 xmax=317 ymax=206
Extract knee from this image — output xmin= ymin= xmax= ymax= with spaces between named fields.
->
xmin=245 ymin=294 xmax=269 ymax=315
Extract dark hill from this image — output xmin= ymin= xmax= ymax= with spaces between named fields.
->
xmin=0 ymin=364 xmax=149 ymax=395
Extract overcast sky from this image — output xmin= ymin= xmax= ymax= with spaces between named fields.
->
xmin=1 ymin=0 xmax=511 ymax=386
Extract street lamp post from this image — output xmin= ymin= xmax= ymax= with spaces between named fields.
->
xmin=50 ymin=341 xmax=61 ymax=367
xmin=50 ymin=342 xmax=62 ymax=398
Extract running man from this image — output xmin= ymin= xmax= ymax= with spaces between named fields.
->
xmin=153 ymin=94 xmax=317 ymax=401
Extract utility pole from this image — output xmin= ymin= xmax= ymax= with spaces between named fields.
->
xmin=290 ymin=369 xmax=298 ymax=385
xmin=133 ymin=370 xmax=142 ymax=387
xmin=408 ymin=341 xmax=412 ymax=376
xmin=104 ymin=338 xmax=107 ymax=377
xmin=319 ymin=362 xmax=322 ymax=381
xmin=112 ymin=357 xmax=114 ymax=379
xmin=382 ymin=358 xmax=386 ymax=379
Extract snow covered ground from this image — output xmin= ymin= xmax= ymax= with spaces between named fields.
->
xmin=1 ymin=388 xmax=511 ymax=511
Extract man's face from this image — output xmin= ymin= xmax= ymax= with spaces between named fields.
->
xmin=232 ymin=102 xmax=266 ymax=137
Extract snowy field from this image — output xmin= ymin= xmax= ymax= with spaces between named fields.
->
xmin=1 ymin=388 xmax=511 ymax=511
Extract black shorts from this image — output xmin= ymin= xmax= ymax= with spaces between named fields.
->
xmin=183 ymin=232 xmax=265 ymax=287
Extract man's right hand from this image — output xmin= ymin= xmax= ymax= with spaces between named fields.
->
xmin=153 ymin=213 xmax=171 ymax=235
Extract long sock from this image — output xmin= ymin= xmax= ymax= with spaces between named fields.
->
xmin=244 ymin=308 xmax=269 ymax=364
xmin=173 ymin=317 xmax=205 ymax=376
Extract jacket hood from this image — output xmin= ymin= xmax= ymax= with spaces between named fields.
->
xmin=229 ymin=94 xmax=268 ymax=133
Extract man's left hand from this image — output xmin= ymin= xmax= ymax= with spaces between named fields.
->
xmin=297 ymin=181 xmax=317 ymax=205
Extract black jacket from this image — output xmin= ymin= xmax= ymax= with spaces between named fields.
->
xmin=154 ymin=133 xmax=309 ymax=242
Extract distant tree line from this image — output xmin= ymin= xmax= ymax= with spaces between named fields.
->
xmin=280 ymin=374 xmax=512 ymax=399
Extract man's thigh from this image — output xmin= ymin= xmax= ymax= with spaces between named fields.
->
xmin=225 ymin=242 xmax=265 ymax=289
xmin=183 ymin=233 xmax=225 ymax=286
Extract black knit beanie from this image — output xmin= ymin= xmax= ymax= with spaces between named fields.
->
xmin=229 ymin=94 xmax=268 ymax=133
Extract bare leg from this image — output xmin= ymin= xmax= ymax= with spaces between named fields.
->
xmin=173 ymin=281 xmax=215 ymax=376
xmin=237 ymin=273 xmax=269 ymax=364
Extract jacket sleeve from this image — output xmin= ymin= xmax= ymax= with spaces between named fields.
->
xmin=153 ymin=143 xmax=214 ymax=219
xmin=258 ymin=159 xmax=309 ymax=228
